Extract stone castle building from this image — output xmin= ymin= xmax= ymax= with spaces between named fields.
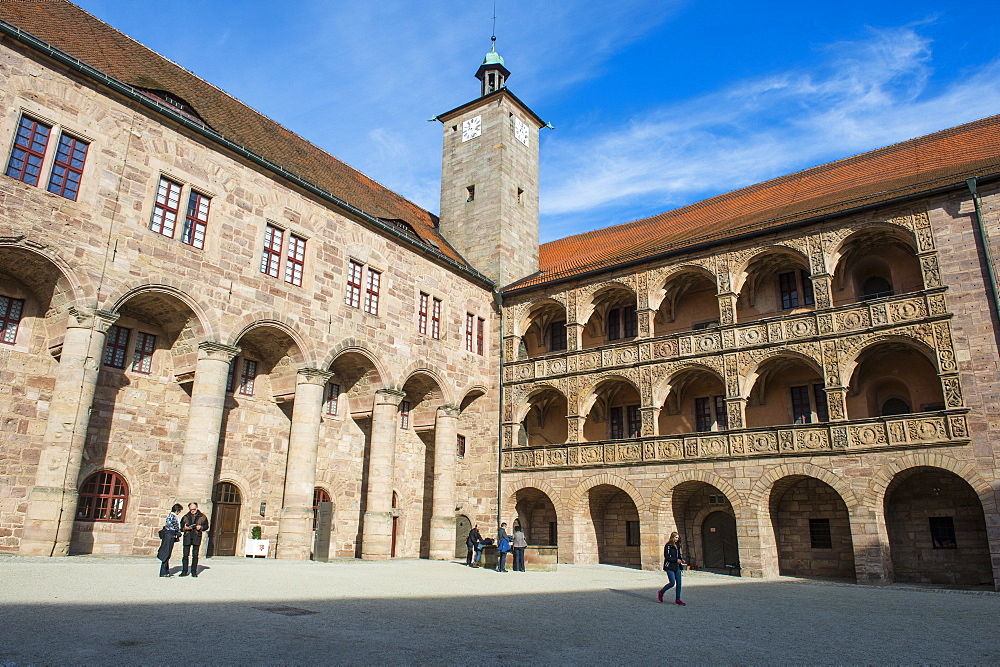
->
xmin=1 ymin=2 xmax=998 ymax=589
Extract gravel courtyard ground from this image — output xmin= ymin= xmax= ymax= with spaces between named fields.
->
xmin=1 ymin=554 xmax=997 ymax=664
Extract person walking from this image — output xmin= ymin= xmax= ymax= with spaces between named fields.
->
xmin=496 ymin=522 xmax=511 ymax=572
xmin=657 ymin=531 xmax=686 ymax=605
xmin=180 ymin=502 xmax=210 ymax=578
xmin=466 ymin=525 xmax=483 ymax=566
xmin=156 ymin=503 xmax=183 ymax=577
xmin=511 ymin=526 xmax=527 ymax=572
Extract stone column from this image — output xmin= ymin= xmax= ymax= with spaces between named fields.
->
xmin=176 ymin=342 xmax=241 ymax=513
xmin=276 ymin=368 xmax=332 ymax=560
xmin=725 ymin=397 xmax=746 ymax=430
xmin=361 ymin=388 xmax=405 ymax=560
xmin=566 ymin=323 xmax=585 ymax=352
xmin=429 ymin=404 xmax=461 ymax=560
xmin=640 ymin=407 xmax=659 ymax=437
xmin=566 ymin=415 xmax=586 ymax=443
xmin=824 ymin=386 xmax=849 ymax=421
xmin=20 ymin=308 xmax=118 ymax=556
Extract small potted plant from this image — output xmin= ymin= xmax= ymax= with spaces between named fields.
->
xmin=245 ymin=525 xmax=269 ymax=557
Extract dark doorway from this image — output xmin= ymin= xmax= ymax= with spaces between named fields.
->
xmin=210 ymin=482 xmax=241 ymax=556
xmin=455 ymin=514 xmax=471 ymax=558
xmin=702 ymin=511 xmax=739 ymax=571
xmin=390 ymin=491 xmax=398 ymax=558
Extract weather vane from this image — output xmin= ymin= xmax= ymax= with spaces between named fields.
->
xmin=491 ymin=0 xmax=497 ymax=43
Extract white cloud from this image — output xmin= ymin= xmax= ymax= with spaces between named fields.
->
xmin=538 ymin=25 xmax=1000 ymax=242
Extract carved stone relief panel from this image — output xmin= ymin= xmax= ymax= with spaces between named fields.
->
xmin=784 ymin=317 xmax=816 ymax=339
xmin=942 ymin=376 xmax=963 ymax=408
xmin=933 ymin=321 xmax=958 ymax=374
xmin=888 ymin=298 xmax=927 ymax=323
xmin=911 ymin=209 xmax=935 ymax=252
xmin=837 ymin=308 xmax=871 ymax=332
xmin=920 ymin=254 xmax=943 ymax=288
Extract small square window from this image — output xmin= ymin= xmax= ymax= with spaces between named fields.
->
xmin=399 ymin=400 xmax=411 ymax=429
xmin=466 ymin=185 xmax=475 ymax=202
xmin=809 ymin=518 xmax=833 ymax=549
xmin=625 ymin=520 xmax=640 ymax=547
xmin=929 ymin=516 xmax=957 ymax=549
xmin=325 ymin=382 xmax=340 ymax=416
xmin=457 ymin=434 xmax=466 ymax=458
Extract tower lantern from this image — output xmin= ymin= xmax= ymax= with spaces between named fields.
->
xmin=475 ymin=36 xmax=510 ymax=97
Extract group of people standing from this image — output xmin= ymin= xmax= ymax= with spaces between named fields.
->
xmin=465 ymin=522 xmax=528 ymax=572
xmin=156 ymin=502 xmax=210 ymax=578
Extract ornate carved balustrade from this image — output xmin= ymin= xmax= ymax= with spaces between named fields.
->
xmin=503 ymin=288 xmax=950 ymax=384
xmin=501 ymin=409 xmax=969 ymax=471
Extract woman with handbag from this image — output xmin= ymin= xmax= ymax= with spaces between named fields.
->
xmin=496 ymin=522 xmax=511 ymax=572
xmin=657 ymin=531 xmax=687 ymax=605
xmin=156 ymin=503 xmax=183 ymax=577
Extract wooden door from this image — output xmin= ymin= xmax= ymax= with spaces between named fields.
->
xmin=212 ymin=503 xmax=241 ymax=556
xmin=702 ymin=511 xmax=739 ymax=569
xmin=455 ymin=515 xmax=471 ymax=558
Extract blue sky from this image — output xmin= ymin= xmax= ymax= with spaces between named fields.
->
xmin=74 ymin=1 xmax=1000 ymax=243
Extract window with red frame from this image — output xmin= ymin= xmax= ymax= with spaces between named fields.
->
xmin=312 ymin=487 xmax=331 ymax=530
xmin=149 ymin=176 xmax=182 ymax=238
xmin=418 ymin=292 xmax=429 ymax=334
xmin=285 ymin=234 xmax=306 ymax=286
xmin=346 ymin=260 xmax=363 ymax=308
xmin=131 ymin=332 xmax=156 ymax=374
xmin=364 ymin=269 xmax=381 ymax=315
xmin=238 ymin=359 xmax=257 ymax=396
xmin=431 ymin=297 xmax=441 ymax=339
xmin=325 ymin=382 xmax=340 ymax=416
xmin=477 ymin=317 xmax=485 ymax=355
xmin=399 ymin=400 xmax=411 ymax=429
xmin=0 ymin=295 xmax=25 ymax=345
xmin=465 ymin=313 xmax=475 ymax=352
xmin=226 ymin=358 xmax=237 ymax=393
xmin=76 ymin=470 xmax=128 ymax=522
xmin=457 ymin=434 xmax=466 ymax=458
xmin=6 ymin=115 xmax=50 ymax=186
xmin=260 ymin=224 xmax=283 ymax=277
xmin=103 ymin=325 xmax=131 ymax=369
xmin=182 ymin=190 xmax=210 ymax=249
xmin=47 ymin=134 xmax=89 ymax=200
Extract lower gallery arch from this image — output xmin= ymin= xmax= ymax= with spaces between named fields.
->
xmin=671 ymin=481 xmax=740 ymax=574
xmin=584 ymin=484 xmax=641 ymax=568
xmin=511 ymin=487 xmax=558 ymax=548
xmin=884 ymin=466 xmax=993 ymax=586
xmin=769 ymin=476 xmax=856 ymax=579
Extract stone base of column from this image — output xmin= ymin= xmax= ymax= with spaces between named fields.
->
xmin=276 ymin=507 xmax=314 ymax=560
xmin=360 ymin=510 xmax=393 ymax=560
xmin=428 ymin=515 xmax=457 ymax=560
xmin=20 ymin=486 xmax=77 ymax=557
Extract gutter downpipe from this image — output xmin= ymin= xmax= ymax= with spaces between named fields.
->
xmin=493 ymin=286 xmax=505 ymax=533
xmin=965 ymin=178 xmax=1000 ymax=338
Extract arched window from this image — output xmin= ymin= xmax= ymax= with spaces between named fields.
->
xmin=312 ymin=487 xmax=331 ymax=530
xmin=76 ymin=470 xmax=128 ymax=522
xmin=215 ymin=482 xmax=241 ymax=504
xmin=880 ymin=397 xmax=911 ymax=416
xmin=861 ymin=276 xmax=893 ymax=300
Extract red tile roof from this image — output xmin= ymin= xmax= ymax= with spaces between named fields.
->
xmin=508 ymin=114 xmax=1000 ymax=291
xmin=0 ymin=0 xmax=471 ymax=267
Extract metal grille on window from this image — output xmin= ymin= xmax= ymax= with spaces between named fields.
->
xmin=0 ymin=295 xmax=25 ymax=345
xmin=182 ymin=191 xmax=210 ymax=249
xmin=6 ymin=115 xmax=50 ymax=186
xmin=809 ymin=518 xmax=832 ymax=549
xmin=150 ymin=176 xmax=182 ymax=238
xmin=47 ymin=134 xmax=89 ymax=200
xmin=132 ymin=332 xmax=156 ymax=374
xmin=103 ymin=325 xmax=131 ymax=368
xmin=260 ymin=224 xmax=283 ymax=277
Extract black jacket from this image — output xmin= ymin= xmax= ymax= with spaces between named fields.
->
xmin=466 ymin=528 xmax=482 ymax=549
xmin=181 ymin=510 xmax=210 ymax=546
xmin=663 ymin=542 xmax=683 ymax=572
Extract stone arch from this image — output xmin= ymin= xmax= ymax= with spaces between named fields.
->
xmin=501 ymin=477 xmax=567 ymax=525
xmin=747 ymin=462 xmax=861 ymax=512
xmin=0 ymin=238 xmax=92 ymax=305
xmin=578 ymin=373 xmax=642 ymax=416
xmin=652 ymin=363 xmax=726 ymax=410
xmin=397 ymin=362 xmax=454 ymax=406
xmin=512 ymin=297 xmax=568 ymax=338
xmin=863 ymin=453 xmax=996 ymax=512
xmin=104 ymin=280 xmax=216 ymax=341
xmin=568 ymin=473 xmax=646 ymax=515
xmin=457 ymin=384 xmax=489 ymax=412
xmin=321 ymin=339 xmax=390 ymax=390
xmin=743 ymin=349 xmax=824 ymax=402
xmin=229 ymin=317 xmax=310 ymax=366
xmin=649 ymin=470 xmax=745 ymax=521
xmin=840 ymin=335 xmax=939 ymax=386
xmin=649 ymin=263 xmax=719 ymax=313
xmin=77 ymin=458 xmax=145 ymax=504
xmin=828 ymin=222 xmax=919 ymax=275
xmin=732 ymin=244 xmax=812 ymax=297
xmin=515 ymin=382 xmax=569 ymax=423
xmin=577 ymin=280 xmax=638 ymax=327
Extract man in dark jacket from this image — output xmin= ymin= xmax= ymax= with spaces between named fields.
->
xmin=466 ymin=525 xmax=483 ymax=566
xmin=180 ymin=503 xmax=210 ymax=577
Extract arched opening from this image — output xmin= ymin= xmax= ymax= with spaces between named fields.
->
xmin=210 ymin=481 xmax=242 ymax=557
xmin=770 ymin=476 xmax=855 ymax=579
xmin=670 ymin=481 xmax=740 ymax=574
xmin=521 ymin=300 xmax=569 ymax=357
xmin=399 ymin=371 xmax=444 ymax=559
xmin=587 ymin=484 xmax=640 ymax=568
xmin=455 ymin=514 xmax=472 ymax=559
xmin=512 ymin=487 xmax=558 ymax=547
xmin=654 ymin=269 xmax=719 ymax=335
xmin=520 ymin=387 xmax=569 ymax=446
xmin=582 ymin=377 xmax=642 ymax=442
xmin=736 ymin=249 xmax=813 ymax=323
xmin=582 ymin=284 xmax=638 ymax=348
xmin=658 ymin=367 xmax=727 ymax=435
xmin=846 ymin=343 xmax=943 ymax=419
xmin=885 ymin=467 xmax=992 ymax=586
xmin=745 ymin=356 xmax=826 ymax=428
xmin=832 ymin=227 xmax=922 ymax=306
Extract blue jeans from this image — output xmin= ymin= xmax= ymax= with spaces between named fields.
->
xmin=497 ymin=551 xmax=508 ymax=571
xmin=512 ymin=547 xmax=525 ymax=571
xmin=659 ymin=568 xmax=682 ymax=600
xmin=473 ymin=547 xmax=483 ymax=564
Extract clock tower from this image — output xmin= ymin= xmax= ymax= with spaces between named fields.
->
xmin=436 ymin=39 xmax=544 ymax=287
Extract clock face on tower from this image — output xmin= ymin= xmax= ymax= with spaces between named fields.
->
xmin=462 ymin=115 xmax=482 ymax=142
xmin=514 ymin=117 xmax=530 ymax=147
